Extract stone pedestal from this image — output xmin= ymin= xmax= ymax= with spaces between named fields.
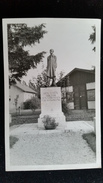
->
xmin=38 ymin=87 xmax=66 ymax=129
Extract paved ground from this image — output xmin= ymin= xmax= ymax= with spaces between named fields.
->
xmin=10 ymin=121 xmax=95 ymax=166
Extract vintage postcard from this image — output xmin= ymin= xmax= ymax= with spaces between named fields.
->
xmin=2 ymin=18 xmax=101 ymax=171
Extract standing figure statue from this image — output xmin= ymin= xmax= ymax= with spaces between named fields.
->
xmin=47 ymin=49 xmax=57 ymax=86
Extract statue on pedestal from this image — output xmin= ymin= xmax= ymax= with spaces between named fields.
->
xmin=38 ymin=50 xmax=66 ymax=129
xmin=47 ymin=49 xmax=57 ymax=86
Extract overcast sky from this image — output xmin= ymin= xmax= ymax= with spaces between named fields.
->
xmin=21 ymin=18 xmax=98 ymax=84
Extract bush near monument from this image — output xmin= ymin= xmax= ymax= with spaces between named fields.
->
xmin=23 ymin=96 xmax=40 ymax=110
xmin=42 ymin=115 xmax=58 ymax=130
xmin=62 ymin=101 xmax=69 ymax=114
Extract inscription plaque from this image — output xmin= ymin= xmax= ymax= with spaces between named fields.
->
xmin=41 ymin=87 xmax=61 ymax=114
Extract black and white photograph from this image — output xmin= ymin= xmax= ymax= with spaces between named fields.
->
xmin=3 ymin=18 xmax=101 ymax=171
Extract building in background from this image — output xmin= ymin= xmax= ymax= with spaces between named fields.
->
xmin=9 ymin=82 xmax=37 ymax=112
xmin=57 ymin=68 xmax=95 ymax=110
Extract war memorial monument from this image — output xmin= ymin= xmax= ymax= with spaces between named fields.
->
xmin=38 ymin=49 xmax=66 ymax=129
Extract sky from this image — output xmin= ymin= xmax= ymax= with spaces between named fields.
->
xmin=21 ymin=18 xmax=97 ymax=84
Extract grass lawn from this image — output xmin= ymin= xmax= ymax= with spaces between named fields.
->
xmin=10 ymin=136 xmax=19 ymax=148
xmin=66 ymin=109 xmax=95 ymax=121
xmin=10 ymin=109 xmax=95 ymax=127
xmin=82 ymin=132 xmax=96 ymax=153
xmin=11 ymin=109 xmax=40 ymax=117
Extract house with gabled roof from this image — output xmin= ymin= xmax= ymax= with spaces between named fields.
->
xmin=57 ymin=68 xmax=95 ymax=110
xmin=9 ymin=82 xmax=37 ymax=111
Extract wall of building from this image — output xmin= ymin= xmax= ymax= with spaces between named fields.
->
xmin=9 ymin=85 xmax=24 ymax=111
xmin=57 ymin=71 xmax=95 ymax=87
xmin=70 ymin=71 xmax=95 ymax=86
xmin=9 ymin=86 xmax=36 ymax=112
xmin=58 ymin=71 xmax=95 ymax=109
xmin=61 ymin=82 xmax=95 ymax=110
xmin=24 ymin=92 xmax=35 ymax=102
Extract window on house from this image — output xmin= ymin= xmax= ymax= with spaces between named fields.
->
xmin=87 ymin=89 xmax=95 ymax=101
xmin=66 ymin=92 xmax=74 ymax=102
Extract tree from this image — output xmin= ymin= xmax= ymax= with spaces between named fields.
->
xmin=57 ymin=70 xmax=65 ymax=81
xmin=8 ymin=24 xmax=47 ymax=85
xmin=23 ymin=96 xmax=40 ymax=110
xmin=29 ymin=70 xmax=65 ymax=98
xmin=36 ymin=69 xmax=48 ymax=87
xmin=29 ymin=69 xmax=48 ymax=98
xmin=89 ymin=25 xmax=96 ymax=52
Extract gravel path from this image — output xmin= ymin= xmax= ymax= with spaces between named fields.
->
xmin=10 ymin=122 xmax=95 ymax=166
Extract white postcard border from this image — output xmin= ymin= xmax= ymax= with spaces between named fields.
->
xmin=2 ymin=18 xmax=101 ymax=171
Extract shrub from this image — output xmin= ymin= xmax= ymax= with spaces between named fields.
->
xmin=23 ymin=96 xmax=40 ymax=110
xmin=62 ymin=101 xmax=69 ymax=114
xmin=30 ymin=96 xmax=41 ymax=110
xmin=23 ymin=99 xmax=31 ymax=109
xmin=42 ymin=115 xmax=58 ymax=130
